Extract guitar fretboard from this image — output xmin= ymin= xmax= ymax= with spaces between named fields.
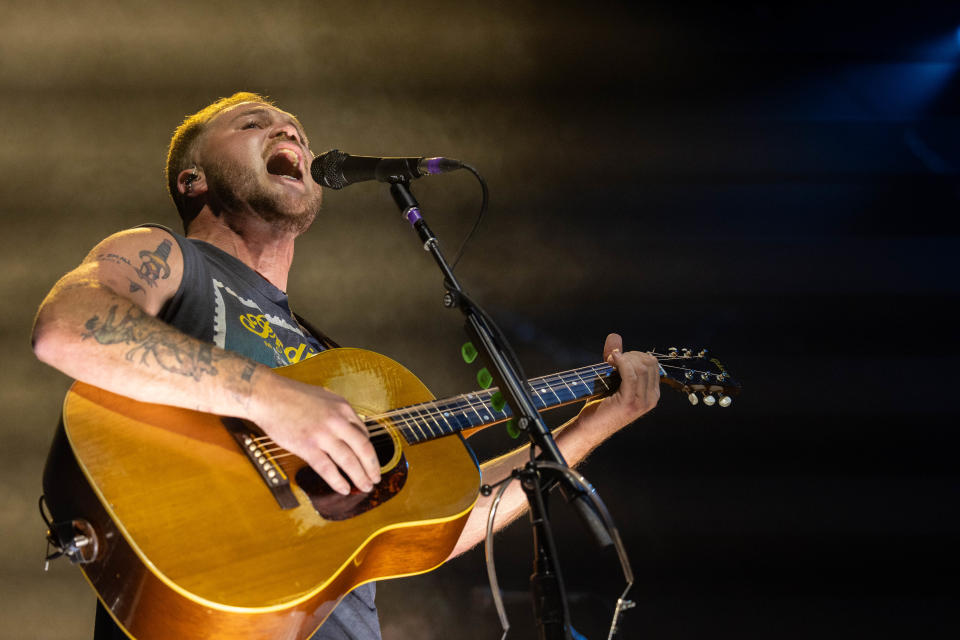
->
xmin=379 ymin=363 xmax=619 ymax=444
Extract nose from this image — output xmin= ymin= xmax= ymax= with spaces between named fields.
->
xmin=272 ymin=123 xmax=302 ymax=145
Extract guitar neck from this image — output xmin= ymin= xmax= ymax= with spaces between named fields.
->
xmin=388 ymin=363 xmax=620 ymax=445
xmin=374 ymin=351 xmax=740 ymax=445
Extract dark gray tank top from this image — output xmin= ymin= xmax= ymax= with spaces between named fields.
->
xmin=153 ymin=227 xmax=329 ymax=367
xmin=148 ymin=225 xmax=381 ymax=640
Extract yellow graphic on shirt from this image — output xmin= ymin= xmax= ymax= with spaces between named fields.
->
xmin=239 ymin=313 xmax=315 ymax=364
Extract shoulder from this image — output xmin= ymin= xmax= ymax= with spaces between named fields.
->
xmin=84 ymin=225 xmax=180 ymax=259
xmin=78 ymin=226 xmax=185 ymax=316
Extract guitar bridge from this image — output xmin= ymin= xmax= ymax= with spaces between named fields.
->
xmin=221 ymin=417 xmax=299 ymax=510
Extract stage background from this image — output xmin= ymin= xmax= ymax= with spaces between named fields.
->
xmin=2 ymin=1 xmax=957 ymax=638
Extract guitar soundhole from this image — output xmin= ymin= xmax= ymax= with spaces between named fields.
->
xmin=295 ymin=430 xmax=407 ymax=521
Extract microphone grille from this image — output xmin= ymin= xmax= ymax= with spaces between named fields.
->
xmin=311 ymin=149 xmax=349 ymax=190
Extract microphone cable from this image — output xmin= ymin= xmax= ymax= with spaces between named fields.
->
xmin=450 ymin=162 xmax=488 ymax=273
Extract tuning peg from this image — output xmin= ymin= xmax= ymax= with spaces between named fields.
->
xmin=687 ymin=392 xmax=699 ymax=405
xmin=719 ymin=394 xmax=733 ymax=408
xmin=702 ymin=393 xmax=716 ymax=406
xmin=698 ymin=348 xmax=708 ymax=357
xmin=682 ymin=348 xmax=692 ymax=357
xmin=668 ymin=347 xmax=678 ymax=356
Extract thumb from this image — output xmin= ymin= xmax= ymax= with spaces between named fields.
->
xmin=603 ymin=333 xmax=623 ymax=362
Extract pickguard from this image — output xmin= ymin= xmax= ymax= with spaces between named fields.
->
xmin=294 ymin=427 xmax=408 ymax=521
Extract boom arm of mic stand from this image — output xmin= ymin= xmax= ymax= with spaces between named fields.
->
xmin=389 ymin=180 xmax=565 ymax=467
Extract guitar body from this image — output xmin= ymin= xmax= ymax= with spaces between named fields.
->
xmin=43 ymin=348 xmax=480 ymax=640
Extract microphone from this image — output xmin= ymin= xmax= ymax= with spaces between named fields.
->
xmin=310 ymin=149 xmax=462 ymax=190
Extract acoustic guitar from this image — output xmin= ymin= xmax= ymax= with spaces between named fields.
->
xmin=42 ymin=346 xmax=739 ymax=640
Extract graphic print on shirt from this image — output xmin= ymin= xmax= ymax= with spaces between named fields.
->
xmin=211 ymin=278 xmax=320 ymax=367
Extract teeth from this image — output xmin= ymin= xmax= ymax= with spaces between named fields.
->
xmin=266 ymin=147 xmax=302 ymax=181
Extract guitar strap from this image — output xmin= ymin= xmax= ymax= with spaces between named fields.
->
xmin=293 ymin=313 xmax=340 ymax=351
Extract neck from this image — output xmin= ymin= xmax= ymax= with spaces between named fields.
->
xmin=186 ymin=208 xmax=297 ymax=291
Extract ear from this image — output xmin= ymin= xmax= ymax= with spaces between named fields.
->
xmin=176 ymin=167 xmax=207 ymax=197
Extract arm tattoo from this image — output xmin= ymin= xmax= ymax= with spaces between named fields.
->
xmin=97 ymin=239 xmax=173 ymax=290
xmin=82 ymin=304 xmax=251 ymax=382
xmin=98 ymin=253 xmax=134 ymax=268
xmin=87 ymin=254 xmax=145 ymax=294
xmin=135 ymin=239 xmax=172 ymax=286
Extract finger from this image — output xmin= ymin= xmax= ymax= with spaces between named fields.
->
xmin=603 ymin=333 xmax=623 ymax=362
xmin=331 ymin=405 xmax=381 ymax=483
xmin=322 ymin=437 xmax=376 ymax=494
xmin=615 ymin=352 xmax=659 ymax=414
xmin=303 ymin=449 xmax=352 ymax=496
xmin=336 ymin=417 xmax=382 ymax=485
xmin=644 ymin=353 xmax=662 ymax=401
xmin=612 ymin=351 xmax=639 ymax=396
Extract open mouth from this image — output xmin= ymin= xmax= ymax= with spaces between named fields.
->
xmin=266 ymin=148 xmax=303 ymax=182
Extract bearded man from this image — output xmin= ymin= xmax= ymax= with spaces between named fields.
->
xmin=32 ymin=92 xmax=660 ymax=640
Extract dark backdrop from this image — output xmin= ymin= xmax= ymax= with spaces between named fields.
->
xmin=2 ymin=1 xmax=957 ymax=638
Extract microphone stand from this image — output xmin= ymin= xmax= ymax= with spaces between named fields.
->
xmin=388 ymin=180 xmax=621 ymax=640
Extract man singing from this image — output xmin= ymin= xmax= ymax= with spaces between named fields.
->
xmin=32 ymin=92 xmax=660 ymax=639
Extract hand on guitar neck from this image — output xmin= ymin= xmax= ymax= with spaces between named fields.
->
xmin=447 ymin=332 xmax=661 ymax=558
xmin=576 ymin=332 xmax=662 ymax=441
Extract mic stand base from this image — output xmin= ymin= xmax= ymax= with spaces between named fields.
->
xmin=522 ymin=463 xmax=573 ymax=640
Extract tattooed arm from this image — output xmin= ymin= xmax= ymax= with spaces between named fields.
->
xmin=32 ymin=227 xmax=380 ymax=495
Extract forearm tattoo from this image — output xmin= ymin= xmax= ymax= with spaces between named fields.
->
xmin=82 ymin=303 xmax=257 ymax=383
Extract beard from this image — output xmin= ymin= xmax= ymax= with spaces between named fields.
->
xmin=204 ymin=154 xmax=322 ymax=235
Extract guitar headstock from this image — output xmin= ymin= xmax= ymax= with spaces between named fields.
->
xmin=653 ymin=347 xmax=741 ymax=407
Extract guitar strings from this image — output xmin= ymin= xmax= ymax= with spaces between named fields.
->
xmin=252 ymin=354 xmax=702 ymax=445
xmin=251 ymin=355 xmax=707 ymax=442
xmin=256 ymin=362 xmax=619 ymax=444
xmin=253 ymin=358 xmax=720 ymax=452
xmin=253 ymin=364 xmax=618 ymax=455
xmin=253 ymin=361 xmax=718 ymax=455
xmin=250 ymin=358 xmax=722 ymax=458
xmin=252 ymin=357 xmax=716 ymax=447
